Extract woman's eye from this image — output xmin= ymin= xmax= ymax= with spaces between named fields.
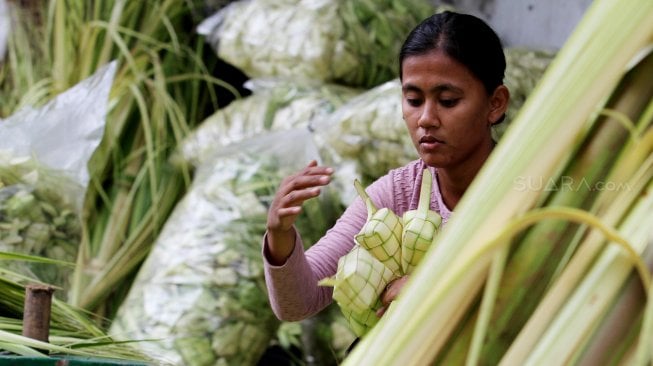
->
xmin=406 ymin=98 xmax=422 ymax=107
xmin=439 ymin=99 xmax=459 ymax=108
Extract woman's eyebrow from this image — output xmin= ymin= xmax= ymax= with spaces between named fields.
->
xmin=431 ymin=83 xmax=463 ymax=94
xmin=402 ymin=82 xmax=463 ymax=94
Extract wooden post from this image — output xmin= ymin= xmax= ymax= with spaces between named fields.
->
xmin=22 ymin=284 xmax=55 ymax=343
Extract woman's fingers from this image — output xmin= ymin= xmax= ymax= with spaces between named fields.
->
xmin=267 ymin=161 xmax=333 ymax=232
xmin=274 ymin=187 xmax=320 ymax=218
xmin=376 ymin=276 xmax=410 ymax=318
xmin=278 ymin=162 xmax=332 ymax=204
xmin=279 ymin=165 xmax=332 ymax=196
xmin=280 ymin=185 xmax=323 ymax=208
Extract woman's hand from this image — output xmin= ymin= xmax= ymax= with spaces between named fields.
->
xmin=266 ymin=160 xmax=333 ymax=265
xmin=376 ymin=275 xmax=410 ymax=317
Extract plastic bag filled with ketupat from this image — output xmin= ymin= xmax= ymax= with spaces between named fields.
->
xmin=111 ymin=127 xmax=350 ymax=366
xmin=178 ymin=78 xmax=361 ymax=167
xmin=197 ymin=0 xmax=440 ymax=88
xmin=0 ymin=62 xmax=116 ymax=298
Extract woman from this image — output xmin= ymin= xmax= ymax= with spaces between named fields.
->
xmin=262 ymin=11 xmax=510 ymax=322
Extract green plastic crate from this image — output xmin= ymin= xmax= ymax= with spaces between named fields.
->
xmin=0 ymin=356 xmax=151 ymax=365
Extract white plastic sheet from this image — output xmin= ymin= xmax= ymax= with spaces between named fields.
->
xmin=0 ymin=61 xmax=116 ymax=295
xmin=0 ymin=0 xmax=9 ymax=62
xmin=0 ymin=61 xmax=117 ymax=213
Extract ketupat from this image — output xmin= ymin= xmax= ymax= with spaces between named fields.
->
xmin=319 ymin=245 xmax=394 ymax=336
xmin=339 ymin=301 xmax=382 ymax=338
xmin=401 ymin=169 xmax=442 ymax=274
xmin=353 ymin=179 xmax=403 ymax=276
xmin=325 ymin=245 xmax=394 ymax=314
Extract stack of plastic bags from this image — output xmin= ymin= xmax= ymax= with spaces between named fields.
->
xmin=110 ymin=1 xmax=555 ymax=365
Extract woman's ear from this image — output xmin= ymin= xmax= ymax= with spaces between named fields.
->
xmin=488 ymin=85 xmax=510 ymax=125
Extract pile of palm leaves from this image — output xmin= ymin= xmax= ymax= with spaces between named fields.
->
xmin=0 ymin=261 xmax=152 ymax=362
xmin=345 ymin=0 xmax=653 ymax=364
xmin=0 ymin=0 xmax=237 ymax=359
xmin=2 ymin=0 xmax=237 ymax=317
xmin=0 ymin=0 xmax=585 ymax=364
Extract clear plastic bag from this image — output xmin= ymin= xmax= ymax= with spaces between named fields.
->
xmin=313 ymin=78 xmax=416 ymax=185
xmin=197 ymin=0 xmax=438 ymax=88
xmin=179 ymin=78 xmax=361 ymax=166
xmin=497 ymin=48 xmax=556 ymax=140
xmin=0 ymin=61 xmax=116 ymax=294
xmin=111 ymin=127 xmax=346 ymax=366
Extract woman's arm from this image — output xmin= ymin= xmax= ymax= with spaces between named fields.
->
xmin=262 ymin=167 xmax=398 ymax=321
xmin=262 ymin=197 xmax=368 ymax=320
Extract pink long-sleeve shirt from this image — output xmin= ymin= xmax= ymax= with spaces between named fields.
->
xmin=262 ymin=159 xmax=452 ymax=321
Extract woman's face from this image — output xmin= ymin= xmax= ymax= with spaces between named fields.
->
xmin=401 ymin=50 xmax=505 ymax=170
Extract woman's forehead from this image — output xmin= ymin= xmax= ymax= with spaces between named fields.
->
xmin=401 ymin=50 xmax=479 ymax=89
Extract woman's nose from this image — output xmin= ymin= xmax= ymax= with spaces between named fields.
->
xmin=418 ymin=101 xmax=440 ymax=128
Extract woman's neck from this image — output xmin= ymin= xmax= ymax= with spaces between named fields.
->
xmin=437 ymin=140 xmax=495 ymax=210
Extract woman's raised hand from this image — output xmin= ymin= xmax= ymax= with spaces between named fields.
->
xmin=266 ymin=160 xmax=333 ymax=265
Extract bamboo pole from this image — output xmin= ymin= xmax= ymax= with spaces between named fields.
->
xmin=22 ymin=284 xmax=55 ymax=344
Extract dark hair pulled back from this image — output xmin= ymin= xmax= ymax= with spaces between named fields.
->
xmin=399 ymin=11 xmax=506 ymax=95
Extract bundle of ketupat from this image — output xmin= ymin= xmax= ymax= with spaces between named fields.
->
xmin=172 ymin=79 xmax=365 ymax=364
xmin=494 ymin=47 xmax=556 ymax=140
xmin=197 ymin=0 xmax=442 ymax=88
xmin=320 ymin=169 xmax=442 ymax=336
xmin=111 ymin=156 xmax=290 ymax=366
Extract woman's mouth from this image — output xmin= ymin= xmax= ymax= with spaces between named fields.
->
xmin=419 ymin=135 xmax=444 ymax=150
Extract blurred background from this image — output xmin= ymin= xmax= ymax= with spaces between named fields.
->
xmin=444 ymin=0 xmax=593 ymax=49
xmin=0 ymin=1 xmax=596 ymax=365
